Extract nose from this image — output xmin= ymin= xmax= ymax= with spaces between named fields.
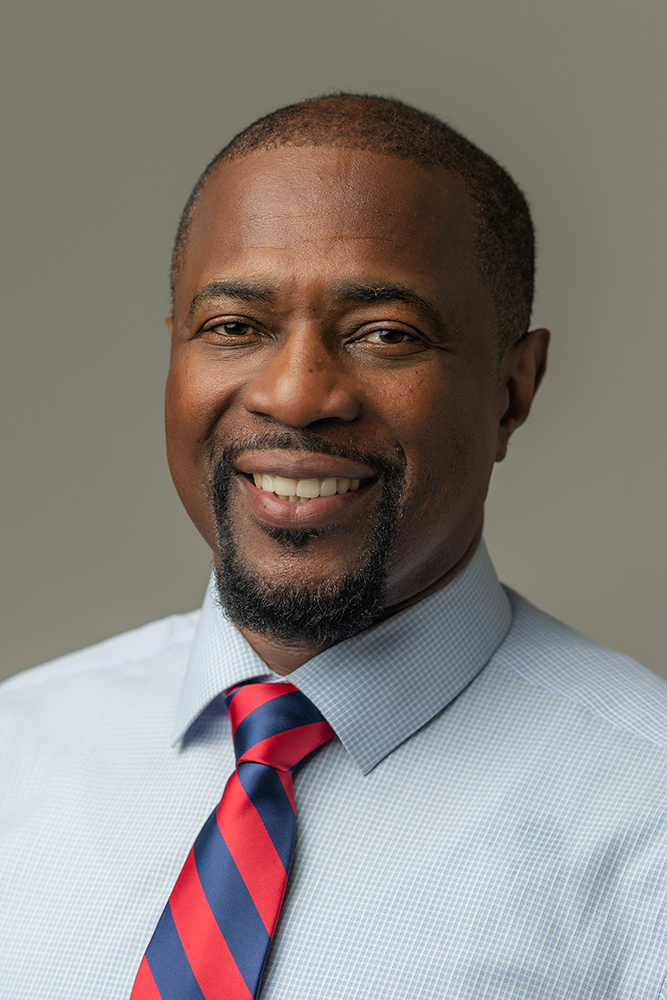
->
xmin=242 ymin=327 xmax=362 ymax=428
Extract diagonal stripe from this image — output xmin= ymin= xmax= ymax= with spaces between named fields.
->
xmin=169 ymin=848 xmax=254 ymax=1000
xmin=276 ymin=769 xmax=296 ymax=811
xmin=130 ymin=956 xmax=162 ymax=1000
xmin=217 ymin=768 xmax=291 ymax=932
xmin=226 ymin=683 xmax=297 ymax=729
xmin=194 ymin=810 xmax=271 ymax=996
xmin=234 ymin=762 xmax=295 ymax=873
xmin=239 ymin=721 xmax=335 ymax=771
xmin=233 ymin=691 xmax=326 ymax=762
xmin=145 ymin=903 xmax=207 ymax=1000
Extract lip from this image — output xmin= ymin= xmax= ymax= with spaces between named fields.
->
xmin=235 ymin=450 xmax=375 ymax=482
xmin=237 ymin=471 xmax=375 ymax=529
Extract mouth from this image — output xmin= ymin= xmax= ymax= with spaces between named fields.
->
xmin=246 ymin=472 xmax=367 ymax=503
xmin=233 ymin=451 xmax=379 ymax=528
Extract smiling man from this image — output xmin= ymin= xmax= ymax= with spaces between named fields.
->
xmin=3 ymin=95 xmax=667 ymax=1000
xmin=166 ymin=132 xmax=542 ymax=672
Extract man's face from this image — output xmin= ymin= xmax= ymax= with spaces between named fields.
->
xmin=167 ymin=146 xmax=512 ymax=643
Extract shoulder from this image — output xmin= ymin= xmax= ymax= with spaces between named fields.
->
xmin=0 ymin=609 xmax=200 ymax=708
xmin=0 ymin=610 xmax=202 ymax=771
xmin=494 ymin=587 xmax=667 ymax=750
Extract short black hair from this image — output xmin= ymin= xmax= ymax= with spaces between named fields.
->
xmin=171 ymin=93 xmax=535 ymax=349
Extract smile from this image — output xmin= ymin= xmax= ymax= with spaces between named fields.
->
xmin=250 ymin=473 xmax=363 ymax=503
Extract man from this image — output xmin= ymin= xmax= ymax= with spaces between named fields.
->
xmin=2 ymin=94 xmax=667 ymax=1000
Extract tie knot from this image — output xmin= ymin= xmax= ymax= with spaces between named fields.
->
xmin=225 ymin=681 xmax=335 ymax=772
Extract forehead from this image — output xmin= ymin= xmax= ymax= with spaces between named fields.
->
xmin=174 ymin=145 xmax=485 ymax=320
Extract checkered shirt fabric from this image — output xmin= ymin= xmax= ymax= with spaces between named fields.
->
xmin=2 ymin=541 xmax=667 ymax=999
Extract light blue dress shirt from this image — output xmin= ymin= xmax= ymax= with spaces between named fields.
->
xmin=2 ymin=541 xmax=667 ymax=999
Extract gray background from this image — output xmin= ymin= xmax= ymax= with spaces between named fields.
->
xmin=1 ymin=0 xmax=665 ymax=683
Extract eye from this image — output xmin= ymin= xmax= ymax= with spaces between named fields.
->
xmin=200 ymin=319 xmax=261 ymax=343
xmin=360 ymin=328 xmax=413 ymax=345
xmin=217 ymin=322 xmax=253 ymax=336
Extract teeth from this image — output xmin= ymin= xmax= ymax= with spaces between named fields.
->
xmin=274 ymin=476 xmax=296 ymax=495
xmin=251 ymin=473 xmax=365 ymax=501
xmin=296 ymin=478 xmax=320 ymax=498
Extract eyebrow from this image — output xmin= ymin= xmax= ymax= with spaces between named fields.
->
xmin=332 ymin=281 xmax=446 ymax=331
xmin=187 ymin=278 xmax=446 ymax=332
xmin=187 ymin=281 xmax=276 ymax=321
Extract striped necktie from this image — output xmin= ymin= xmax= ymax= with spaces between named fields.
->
xmin=130 ymin=681 xmax=335 ymax=1000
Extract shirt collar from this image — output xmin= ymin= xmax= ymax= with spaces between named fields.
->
xmin=173 ymin=540 xmax=511 ymax=774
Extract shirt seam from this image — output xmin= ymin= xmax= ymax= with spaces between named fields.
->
xmin=497 ymin=655 xmax=667 ymax=757
xmin=0 ymin=620 xmax=199 ymax=696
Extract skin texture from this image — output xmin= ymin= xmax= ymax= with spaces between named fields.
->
xmin=166 ymin=145 xmax=549 ymax=674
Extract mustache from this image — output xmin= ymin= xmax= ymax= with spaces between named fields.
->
xmin=216 ymin=431 xmax=407 ymax=479
xmin=210 ymin=432 xmax=408 ymax=642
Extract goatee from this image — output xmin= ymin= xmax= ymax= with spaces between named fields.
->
xmin=211 ymin=434 xmax=406 ymax=646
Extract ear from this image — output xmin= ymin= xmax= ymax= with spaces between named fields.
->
xmin=166 ymin=316 xmax=174 ymax=335
xmin=495 ymin=328 xmax=550 ymax=462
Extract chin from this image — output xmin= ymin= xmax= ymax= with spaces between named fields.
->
xmin=213 ymin=555 xmax=387 ymax=646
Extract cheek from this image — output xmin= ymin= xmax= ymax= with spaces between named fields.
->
xmin=164 ymin=361 xmax=221 ymax=534
xmin=394 ymin=371 xmax=499 ymax=508
xmin=165 ymin=376 xmax=199 ymax=481
xmin=165 ymin=353 xmax=228 ymax=458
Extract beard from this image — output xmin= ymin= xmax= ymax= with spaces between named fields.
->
xmin=211 ymin=432 xmax=406 ymax=646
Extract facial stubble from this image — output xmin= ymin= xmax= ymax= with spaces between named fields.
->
xmin=212 ymin=440 xmax=406 ymax=646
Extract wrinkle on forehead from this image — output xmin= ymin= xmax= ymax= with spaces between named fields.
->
xmin=189 ymin=146 xmax=474 ymax=256
xmin=174 ymin=145 xmax=492 ymax=343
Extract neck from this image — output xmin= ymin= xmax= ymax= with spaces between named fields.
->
xmin=239 ymin=528 xmax=483 ymax=675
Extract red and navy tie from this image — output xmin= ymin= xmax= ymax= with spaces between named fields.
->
xmin=130 ymin=682 xmax=335 ymax=1000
